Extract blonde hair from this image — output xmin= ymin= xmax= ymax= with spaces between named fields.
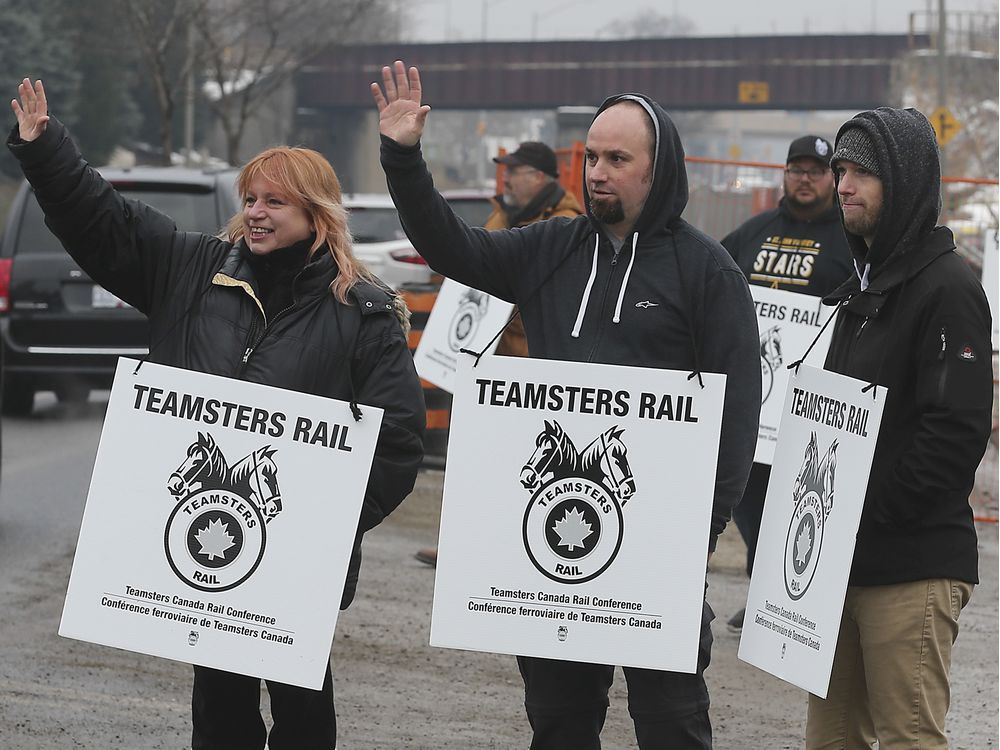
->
xmin=226 ymin=146 xmax=376 ymax=303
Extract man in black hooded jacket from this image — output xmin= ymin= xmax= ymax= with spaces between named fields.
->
xmin=806 ymin=108 xmax=992 ymax=749
xmin=372 ymin=61 xmax=760 ymax=748
xmin=720 ymin=134 xmax=853 ymax=632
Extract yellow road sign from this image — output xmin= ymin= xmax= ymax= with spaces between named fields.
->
xmin=738 ymin=81 xmax=770 ymax=105
xmin=930 ymin=106 xmax=961 ymax=146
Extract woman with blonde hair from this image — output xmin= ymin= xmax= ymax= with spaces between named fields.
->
xmin=10 ymin=78 xmax=424 ymax=750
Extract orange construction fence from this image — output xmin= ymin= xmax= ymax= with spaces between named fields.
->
xmin=494 ymin=144 xmax=997 ymax=269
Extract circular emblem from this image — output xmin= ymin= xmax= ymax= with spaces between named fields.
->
xmin=760 ymin=356 xmax=774 ymax=404
xmin=815 ymin=138 xmax=829 ymax=156
xmin=783 ymin=490 xmax=824 ymax=600
xmin=164 ymin=490 xmax=266 ymax=592
xmin=448 ymin=301 xmax=482 ymax=352
xmin=523 ymin=476 xmax=623 ymax=584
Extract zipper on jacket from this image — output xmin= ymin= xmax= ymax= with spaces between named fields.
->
xmin=586 ymin=243 xmax=624 ymax=362
xmin=239 ymin=301 xmax=298 ymax=375
xmin=937 ymin=326 xmax=947 ymax=360
xmin=239 ymin=317 xmax=261 ymax=371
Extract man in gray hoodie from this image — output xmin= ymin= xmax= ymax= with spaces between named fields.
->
xmin=809 ymin=107 xmax=991 ymax=749
xmin=372 ymin=61 xmax=760 ymax=748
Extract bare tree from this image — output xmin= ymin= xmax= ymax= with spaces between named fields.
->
xmin=193 ymin=0 xmax=398 ymax=165
xmin=117 ymin=0 xmax=208 ymax=165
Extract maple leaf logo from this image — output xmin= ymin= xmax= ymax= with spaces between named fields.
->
xmin=552 ymin=506 xmax=593 ymax=551
xmin=195 ymin=518 xmax=236 ymax=561
xmin=795 ymin=524 xmax=812 ymax=568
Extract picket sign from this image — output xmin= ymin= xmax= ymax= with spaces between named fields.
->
xmin=738 ymin=364 xmax=885 ymax=697
xmin=751 ymin=286 xmax=837 ymax=465
xmin=59 ymin=358 xmax=382 ymax=689
xmin=414 ymin=278 xmax=515 ymax=393
xmin=430 ymin=354 xmax=726 ymax=673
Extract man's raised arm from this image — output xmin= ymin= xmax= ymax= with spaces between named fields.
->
xmin=371 ymin=61 xmax=542 ymax=303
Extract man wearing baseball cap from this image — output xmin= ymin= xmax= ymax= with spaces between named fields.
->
xmin=808 ymin=108 xmax=992 ymax=748
xmin=491 ymin=141 xmax=582 ymax=233
xmin=720 ymin=134 xmax=853 ymax=632
xmin=414 ymin=140 xmax=582 ymax=567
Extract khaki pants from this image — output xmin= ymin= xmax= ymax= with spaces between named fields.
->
xmin=806 ymin=579 xmax=973 ymax=750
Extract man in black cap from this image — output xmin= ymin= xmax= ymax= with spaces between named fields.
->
xmin=414 ymin=140 xmax=582 ymax=567
xmin=720 ymin=134 xmax=853 ymax=631
xmin=806 ymin=108 xmax=991 ymax=749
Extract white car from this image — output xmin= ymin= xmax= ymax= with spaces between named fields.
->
xmin=344 ymin=193 xmax=433 ymax=289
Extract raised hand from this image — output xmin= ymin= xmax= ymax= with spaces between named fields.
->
xmin=11 ymin=78 xmax=49 ymax=142
xmin=370 ymin=61 xmax=431 ymax=147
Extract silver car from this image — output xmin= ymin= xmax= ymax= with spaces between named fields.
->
xmin=344 ymin=193 xmax=433 ymax=289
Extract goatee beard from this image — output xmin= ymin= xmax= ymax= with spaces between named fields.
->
xmin=591 ymin=198 xmax=625 ymax=226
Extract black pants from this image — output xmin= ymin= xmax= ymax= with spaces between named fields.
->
xmin=517 ymin=600 xmax=715 ymax=749
xmin=191 ymin=663 xmax=336 ymax=750
xmin=732 ymin=463 xmax=771 ymax=578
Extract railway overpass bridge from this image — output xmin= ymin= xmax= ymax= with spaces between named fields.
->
xmin=292 ymin=34 xmax=930 ymax=191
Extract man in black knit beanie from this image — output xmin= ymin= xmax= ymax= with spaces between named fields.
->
xmin=807 ymin=107 xmax=992 ymax=750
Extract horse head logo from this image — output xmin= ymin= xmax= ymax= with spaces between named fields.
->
xmin=792 ymin=432 xmax=837 ymax=517
xmin=167 ymin=432 xmax=228 ymax=499
xmin=228 ymin=446 xmax=282 ymax=523
xmin=760 ymin=326 xmax=783 ymax=370
xmin=759 ymin=326 xmax=783 ymax=404
xmin=520 ymin=420 xmax=578 ymax=490
xmin=578 ymin=426 xmax=635 ymax=503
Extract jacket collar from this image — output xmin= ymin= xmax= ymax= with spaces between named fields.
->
xmin=824 ymin=226 xmax=956 ymax=315
xmin=215 ymin=240 xmax=338 ymax=297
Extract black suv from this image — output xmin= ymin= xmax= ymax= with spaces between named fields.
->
xmin=0 ymin=167 xmax=238 ymax=414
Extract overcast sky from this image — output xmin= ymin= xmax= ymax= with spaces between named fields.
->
xmin=408 ymin=0 xmax=995 ymax=42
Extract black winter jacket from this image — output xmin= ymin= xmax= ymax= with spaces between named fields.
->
xmin=382 ymin=93 xmax=760 ymax=553
xmin=722 ymin=199 xmax=853 ymax=297
xmin=823 ymin=108 xmax=992 ymax=586
xmin=9 ymin=119 xmax=426 ymax=608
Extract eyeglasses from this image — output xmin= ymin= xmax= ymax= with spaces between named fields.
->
xmin=785 ymin=166 xmax=828 ymax=180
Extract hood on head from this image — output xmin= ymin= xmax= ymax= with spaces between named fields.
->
xmin=833 ymin=107 xmax=941 ymax=271
xmin=585 ymin=93 xmax=689 ymax=235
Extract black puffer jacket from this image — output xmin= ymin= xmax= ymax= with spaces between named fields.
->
xmin=823 ymin=108 xmax=992 ymax=586
xmin=382 ymin=93 xmax=759 ymax=554
xmin=9 ymin=118 xmax=426 ymax=608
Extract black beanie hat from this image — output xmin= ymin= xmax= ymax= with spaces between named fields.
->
xmin=831 ymin=128 xmax=881 ymax=177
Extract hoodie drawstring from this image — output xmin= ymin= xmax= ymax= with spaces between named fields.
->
xmin=571 ymin=235 xmax=601 ymax=338
xmin=612 ymin=233 xmax=639 ymax=324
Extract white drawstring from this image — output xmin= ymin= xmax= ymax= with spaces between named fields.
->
xmin=571 ymin=235 xmax=600 ymax=338
xmin=854 ymin=259 xmax=871 ymax=291
xmin=612 ymin=233 xmax=639 ymax=324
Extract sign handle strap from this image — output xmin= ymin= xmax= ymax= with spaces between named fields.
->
xmin=787 ymin=299 xmax=844 ymax=376
xmin=459 ymin=308 xmax=522 ymax=367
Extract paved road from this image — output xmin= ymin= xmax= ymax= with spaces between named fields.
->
xmin=0 ymin=394 xmax=996 ymax=748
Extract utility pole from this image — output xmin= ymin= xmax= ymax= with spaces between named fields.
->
xmin=937 ymin=0 xmax=948 ymax=178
